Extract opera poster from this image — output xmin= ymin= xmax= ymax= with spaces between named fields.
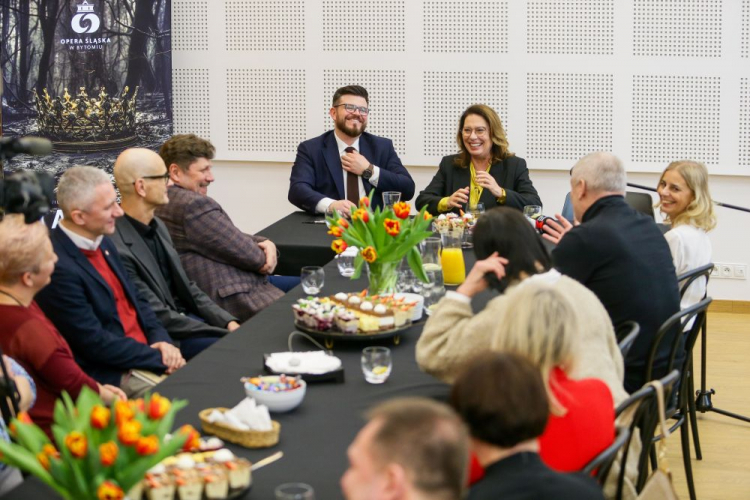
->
xmin=1 ymin=0 xmax=173 ymax=180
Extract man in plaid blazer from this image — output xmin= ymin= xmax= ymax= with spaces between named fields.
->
xmin=155 ymin=135 xmax=297 ymax=322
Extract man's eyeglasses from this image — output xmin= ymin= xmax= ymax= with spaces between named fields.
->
xmin=333 ymin=103 xmax=370 ymax=115
xmin=135 ymin=172 xmax=170 ymax=185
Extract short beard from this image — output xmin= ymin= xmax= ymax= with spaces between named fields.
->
xmin=336 ymin=115 xmax=366 ymax=138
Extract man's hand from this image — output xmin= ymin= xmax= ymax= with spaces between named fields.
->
xmin=258 ymin=240 xmax=278 ymax=275
xmin=227 ymin=321 xmax=241 ymax=332
xmin=151 ymin=342 xmax=186 ymax=374
xmin=456 ymin=252 xmax=509 ymax=298
xmin=341 ymin=150 xmax=370 ymax=176
xmin=99 ymin=383 xmax=127 ymax=404
xmin=541 ymin=213 xmax=575 ymax=245
xmin=329 ymin=200 xmax=357 ymax=218
xmin=448 ymin=187 xmax=470 ymax=209
xmin=475 ymin=171 xmax=503 ymax=198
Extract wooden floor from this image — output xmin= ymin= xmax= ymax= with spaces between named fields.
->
xmin=665 ymin=312 xmax=750 ymax=500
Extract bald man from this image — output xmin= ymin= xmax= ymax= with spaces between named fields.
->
xmin=112 ymin=148 xmax=240 ymax=360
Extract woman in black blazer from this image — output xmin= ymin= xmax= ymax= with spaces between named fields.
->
xmin=416 ymin=104 xmax=542 ymax=214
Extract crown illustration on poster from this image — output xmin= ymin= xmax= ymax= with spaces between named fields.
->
xmin=77 ymin=1 xmax=95 ymax=13
xmin=32 ymin=86 xmax=139 ymax=152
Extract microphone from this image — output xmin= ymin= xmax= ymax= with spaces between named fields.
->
xmin=531 ymin=214 xmax=559 ymax=235
xmin=0 ymin=136 xmax=53 ymax=159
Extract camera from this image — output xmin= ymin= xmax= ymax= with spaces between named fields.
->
xmin=0 ymin=170 xmax=56 ymax=223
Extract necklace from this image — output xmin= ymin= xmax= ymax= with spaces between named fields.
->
xmin=0 ymin=289 xmax=23 ymax=306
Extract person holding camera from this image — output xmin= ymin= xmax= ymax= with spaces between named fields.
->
xmin=0 ymin=355 xmax=35 ymax=495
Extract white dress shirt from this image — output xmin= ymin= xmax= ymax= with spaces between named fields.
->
xmin=59 ymin=222 xmax=104 ymax=251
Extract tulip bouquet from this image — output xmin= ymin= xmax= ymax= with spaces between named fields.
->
xmin=0 ymin=387 xmax=198 ymax=500
xmin=327 ymin=193 xmax=433 ymax=294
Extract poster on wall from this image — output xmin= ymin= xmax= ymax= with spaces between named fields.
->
xmin=1 ymin=0 xmax=172 ymax=183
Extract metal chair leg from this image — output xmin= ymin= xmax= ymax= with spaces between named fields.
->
xmin=680 ymin=422 xmax=698 ymax=500
xmin=687 ymin=360 xmax=702 ymax=460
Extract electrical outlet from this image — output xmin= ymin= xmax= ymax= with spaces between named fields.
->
xmin=720 ymin=264 xmax=734 ymax=278
xmin=710 ymin=264 xmax=721 ymax=278
xmin=734 ymin=264 xmax=747 ymax=280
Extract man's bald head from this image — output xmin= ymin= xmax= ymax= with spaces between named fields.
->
xmin=114 ymin=148 xmax=168 ymax=195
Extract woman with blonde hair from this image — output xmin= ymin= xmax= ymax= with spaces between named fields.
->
xmin=657 ymin=160 xmax=716 ymax=308
xmin=415 ymin=104 xmax=541 ymax=214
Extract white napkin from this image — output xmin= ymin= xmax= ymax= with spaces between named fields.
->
xmin=207 ymin=399 xmax=273 ymax=431
xmin=341 ymin=245 xmax=359 ymax=257
xmin=266 ymin=350 xmax=342 ymax=375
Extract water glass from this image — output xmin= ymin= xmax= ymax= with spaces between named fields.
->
xmin=396 ymin=258 xmax=415 ymax=292
xmin=361 ymin=347 xmax=392 ymax=384
xmin=469 ymin=202 xmax=485 ymax=215
xmin=523 ymin=205 xmax=542 ymax=225
xmin=335 ymin=254 xmax=355 ymax=277
xmin=421 ymin=264 xmax=445 ymax=313
xmin=382 ymin=191 xmax=401 ymax=210
xmin=275 ymin=483 xmax=315 ymax=500
xmin=301 ymin=266 xmax=325 ymax=295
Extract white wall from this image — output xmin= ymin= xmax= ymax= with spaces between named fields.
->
xmin=209 ymin=160 xmax=750 ymax=301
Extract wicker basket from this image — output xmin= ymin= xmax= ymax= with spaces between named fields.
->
xmin=199 ymin=408 xmax=280 ymax=448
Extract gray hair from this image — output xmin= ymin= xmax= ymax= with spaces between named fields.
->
xmin=56 ymin=165 xmax=112 ymax=215
xmin=571 ymin=151 xmax=626 ymax=194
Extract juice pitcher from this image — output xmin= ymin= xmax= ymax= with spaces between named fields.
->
xmin=440 ymin=234 xmax=466 ymax=285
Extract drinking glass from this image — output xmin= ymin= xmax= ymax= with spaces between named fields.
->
xmin=335 ymin=254 xmax=355 ymax=277
xmin=361 ymin=347 xmax=392 ymax=384
xmin=396 ymin=258 xmax=415 ymax=292
xmin=301 ymin=266 xmax=325 ymax=295
xmin=382 ymin=191 xmax=401 ymax=210
xmin=275 ymin=483 xmax=315 ymax=500
xmin=469 ymin=202 xmax=485 ymax=215
xmin=523 ymin=205 xmax=542 ymax=225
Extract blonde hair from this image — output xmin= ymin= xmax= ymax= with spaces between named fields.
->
xmin=0 ymin=215 xmax=50 ymax=285
xmin=657 ymin=160 xmax=716 ymax=231
xmin=490 ymin=281 xmax=579 ymax=415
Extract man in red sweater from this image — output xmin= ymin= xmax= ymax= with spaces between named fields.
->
xmin=35 ymin=166 xmax=185 ymax=397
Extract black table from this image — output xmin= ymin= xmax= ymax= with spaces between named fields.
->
xmin=257 ymin=211 xmax=336 ymax=277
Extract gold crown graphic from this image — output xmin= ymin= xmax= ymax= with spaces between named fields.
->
xmin=32 ymin=86 xmax=139 ymax=152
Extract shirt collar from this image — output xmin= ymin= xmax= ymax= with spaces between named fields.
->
xmin=124 ymin=213 xmax=157 ymax=238
xmin=59 ymin=222 xmax=103 ymax=251
xmin=334 ymin=133 xmax=360 ymax=156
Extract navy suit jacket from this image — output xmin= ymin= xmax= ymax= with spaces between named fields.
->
xmin=35 ymin=227 xmax=171 ymax=386
xmin=288 ymin=130 xmax=415 ymax=213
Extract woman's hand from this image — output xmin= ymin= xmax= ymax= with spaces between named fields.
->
xmin=98 ymin=383 xmax=127 ymax=404
xmin=457 ymin=252 xmax=509 ymax=298
xmin=475 ymin=171 xmax=503 ymax=198
xmin=448 ymin=187 xmax=470 ymax=209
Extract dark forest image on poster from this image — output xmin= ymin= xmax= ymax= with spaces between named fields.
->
xmin=1 ymin=0 xmax=172 ymax=176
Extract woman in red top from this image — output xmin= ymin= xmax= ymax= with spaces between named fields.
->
xmin=0 ymin=215 xmax=125 ymax=436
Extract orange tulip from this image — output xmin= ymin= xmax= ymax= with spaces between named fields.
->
xmin=65 ymin=431 xmax=88 ymax=458
xmin=178 ymin=424 xmax=200 ymax=452
xmin=384 ymin=218 xmax=401 ymax=237
xmin=362 ymin=246 xmax=377 ymax=263
xmin=352 ymin=208 xmax=369 ymax=223
xmin=37 ymin=451 xmax=50 ymax=470
xmin=337 ymin=218 xmax=349 ymax=228
xmin=147 ymin=393 xmax=170 ymax=420
xmin=97 ymin=480 xmax=124 ymax=500
xmin=99 ymin=441 xmax=118 ymax=467
xmin=114 ymin=400 xmax=134 ymax=426
xmin=423 ymin=211 xmax=433 ymax=221
xmin=359 ymin=196 xmax=370 ymax=208
xmin=392 ymin=202 xmax=410 ymax=220
xmin=331 ymin=239 xmax=348 ymax=254
xmin=328 ymin=226 xmax=343 ymax=237
xmin=90 ymin=405 xmax=111 ymax=429
xmin=135 ymin=435 xmax=159 ymax=456
xmin=117 ymin=420 xmax=142 ymax=446
xmin=42 ymin=444 xmax=59 ymax=458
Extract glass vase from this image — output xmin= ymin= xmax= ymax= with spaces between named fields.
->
xmin=365 ymin=261 xmax=400 ymax=295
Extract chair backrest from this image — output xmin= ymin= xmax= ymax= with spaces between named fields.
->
xmin=676 ymin=262 xmax=713 ymax=300
xmin=615 ymin=370 xmax=680 ymax=496
xmin=561 ymin=192 xmax=575 ymax=222
xmin=625 ymin=191 xmax=655 ymax=219
xmin=616 ymin=321 xmax=640 ymax=359
xmin=581 ymin=426 xmax=631 ymax=485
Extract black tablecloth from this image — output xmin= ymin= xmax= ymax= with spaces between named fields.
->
xmin=256 ymin=211 xmax=336 ymax=277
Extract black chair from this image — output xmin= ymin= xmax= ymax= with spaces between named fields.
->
xmin=582 ymin=426 xmax=631 ymax=486
xmin=615 ymin=321 xmax=640 ymax=359
xmin=625 ymin=191 xmax=655 ymax=219
xmin=613 ymin=370 xmax=680 ymax=500
xmin=677 ymin=262 xmax=713 ymax=462
xmin=644 ymin=296 xmax=712 ymax=500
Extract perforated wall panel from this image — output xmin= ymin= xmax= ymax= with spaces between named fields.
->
xmin=527 ymin=0 xmax=613 ymax=55
xmin=422 ymin=72 xmax=508 ymax=157
xmin=526 ymin=73 xmax=613 ymax=160
xmin=740 ymin=79 xmax=750 ymax=166
xmin=226 ymin=69 xmax=306 ymax=152
xmin=631 ymin=75 xmax=721 ymax=164
xmin=323 ymin=70 xmax=406 ymax=155
xmin=322 ymin=0 xmax=405 ymax=51
xmin=173 ymin=69 xmax=211 ymax=137
xmin=173 ymin=1 xmax=209 ymax=51
xmin=633 ymin=0 xmax=722 ymax=57
xmin=743 ymin=0 xmax=750 ymax=58
xmin=423 ymin=1 xmax=508 ymax=53
xmin=225 ymin=1 xmax=305 ymax=51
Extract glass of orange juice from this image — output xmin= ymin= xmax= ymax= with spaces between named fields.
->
xmin=440 ymin=234 xmax=466 ymax=285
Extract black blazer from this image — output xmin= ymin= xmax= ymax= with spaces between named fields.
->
xmin=35 ymin=227 xmax=171 ymax=386
xmin=415 ymin=154 xmax=542 ymax=214
xmin=111 ymin=216 xmax=237 ymax=341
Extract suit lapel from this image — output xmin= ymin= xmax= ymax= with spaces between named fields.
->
xmin=480 ymin=160 xmax=506 ymax=206
xmin=358 ymin=134 xmax=375 ymax=198
xmin=154 ymin=221 xmax=197 ymax=311
xmin=323 ymin=132 xmax=345 ymax=199
xmin=54 ymin=227 xmax=113 ymax=299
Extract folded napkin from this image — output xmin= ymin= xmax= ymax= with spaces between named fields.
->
xmin=266 ymin=350 xmax=342 ymax=375
xmin=206 ymin=398 xmax=273 ymax=432
xmin=341 ymin=245 xmax=359 ymax=257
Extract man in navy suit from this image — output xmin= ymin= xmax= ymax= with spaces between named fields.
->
xmin=288 ymin=85 xmax=415 ymax=216
xmin=35 ymin=166 xmax=185 ymax=397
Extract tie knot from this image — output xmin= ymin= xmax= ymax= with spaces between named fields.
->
xmin=345 ymin=147 xmax=356 ymax=153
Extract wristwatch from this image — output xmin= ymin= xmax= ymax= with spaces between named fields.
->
xmin=362 ymin=163 xmax=374 ymax=180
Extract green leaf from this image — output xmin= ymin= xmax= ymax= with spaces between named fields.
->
xmin=116 ymin=433 xmax=187 ymax=491
xmin=407 ymin=247 xmax=429 ymax=283
xmin=0 ymin=440 xmax=69 ymax=498
xmin=351 ymin=254 xmax=365 ymax=279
